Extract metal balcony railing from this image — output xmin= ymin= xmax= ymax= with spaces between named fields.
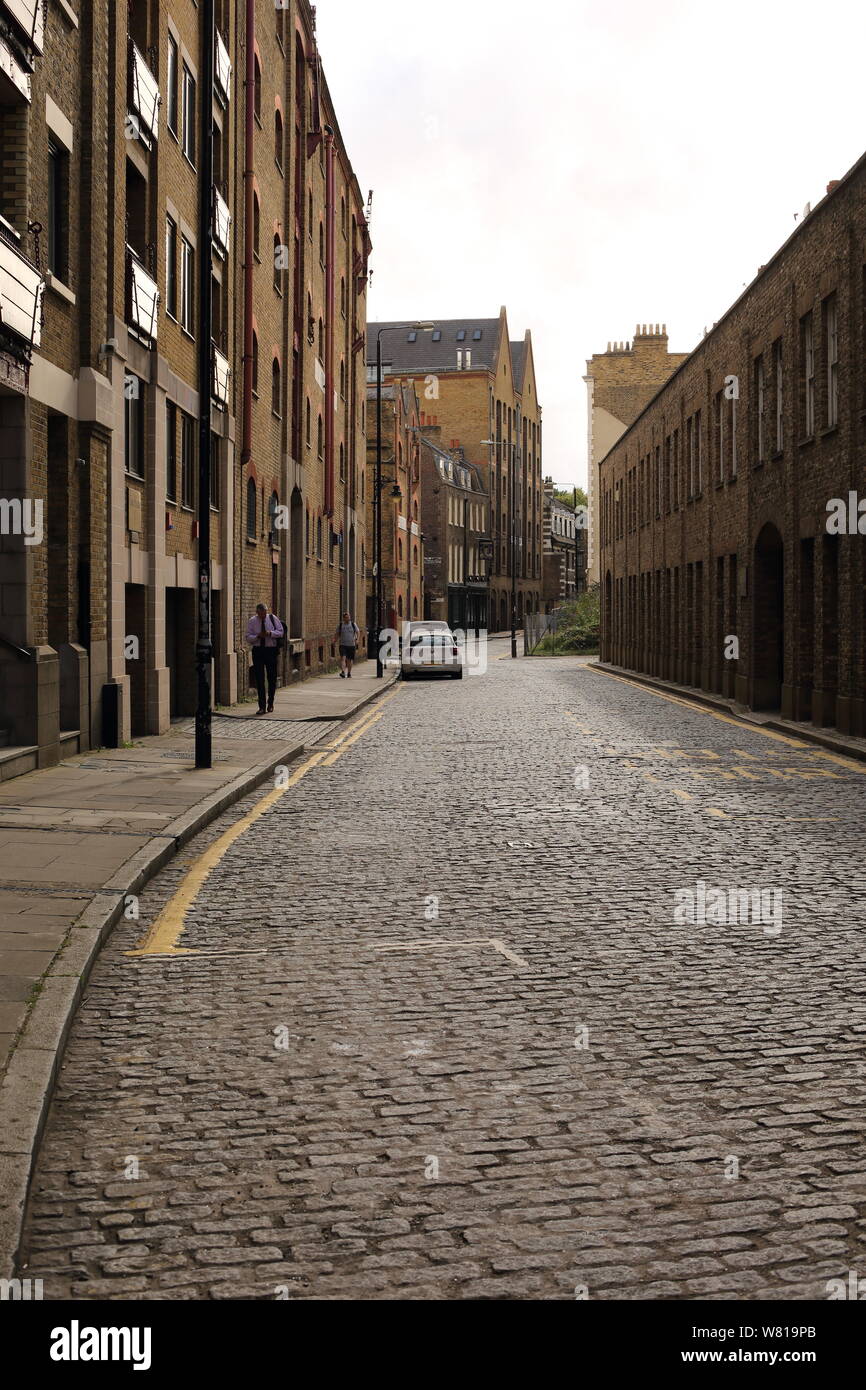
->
xmin=0 ymin=27 xmax=29 ymax=101
xmin=125 ymin=245 xmax=159 ymax=345
xmin=128 ymin=40 xmax=160 ymax=148
xmin=0 ymin=0 xmax=43 ymax=58
xmin=0 ymin=223 xmax=44 ymax=353
xmin=212 ymin=186 xmax=231 ymax=258
xmin=214 ymin=28 xmax=231 ymax=105
xmin=212 ymin=343 xmax=230 ymax=409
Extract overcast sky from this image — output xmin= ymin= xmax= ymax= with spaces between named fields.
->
xmin=316 ymin=0 xmax=865 ymax=491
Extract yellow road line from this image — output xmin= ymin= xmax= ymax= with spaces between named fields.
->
xmin=129 ymin=691 xmax=401 ymax=958
xmin=589 ymin=666 xmax=866 ymax=774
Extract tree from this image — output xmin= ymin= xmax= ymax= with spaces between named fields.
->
xmin=552 ymin=484 xmax=587 ymax=509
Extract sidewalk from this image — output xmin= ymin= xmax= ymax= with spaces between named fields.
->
xmin=0 ymin=659 xmax=396 ymax=1271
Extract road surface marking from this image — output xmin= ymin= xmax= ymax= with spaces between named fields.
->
xmin=589 ymin=666 xmax=866 ymax=775
xmin=128 ymin=691 xmax=401 ymax=958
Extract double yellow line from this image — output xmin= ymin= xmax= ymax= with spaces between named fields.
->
xmin=128 ymin=688 xmax=402 ymax=958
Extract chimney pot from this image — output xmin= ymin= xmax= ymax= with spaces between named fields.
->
xmin=827 ymin=179 xmax=840 ymax=194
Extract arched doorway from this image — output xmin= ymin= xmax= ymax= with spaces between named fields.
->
xmin=753 ymin=522 xmax=784 ymax=709
xmin=604 ymin=570 xmax=613 ymax=662
xmin=289 ymin=489 xmax=303 ymax=638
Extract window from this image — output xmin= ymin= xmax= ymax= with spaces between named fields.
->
xmin=317 ymin=413 xmax=323 ymax=458
xmin=182 ymin=64 xmax=196 ymax=164
xmin=180 ymin=237 xmax=194 ymax=334
xmin=694 ymin=409 xmax=702 ymax=492
xmin=305 ymin=397 xmax=311 ymax=447
xmin=316 ymin=516 xmax=322 ymax=559
xmin=254 ymin=56 xmax=262 ymax=121
xmin=181 ymin=411 xmax=195 ymax=507
xmin=318 ymin=221 xmax=324 ymax=265
xmin=272 ymin=356 xmax=281 ymax=416
xmin=246 ymin=476 xmax=257 ymax=538
xmin=755 ymin=355 xmax=765 ymax=463
xmin=407 ymin=330 xmax=417 ymax=343
xmin=825 ymin=294 xmax=838 ymax=428
xmin=253 ymin=193 xmax=260 ymax=257
xmin=166 ymin=215 xmax=178 ymax=318
xmin=47 ymin=139 xmax=67 ymax=280
xmin=802 ymin=312 xmax=815 ymax=436
xmin=339 ymin=441 xmax=345 ymax=480
xmin=167 ymin=34 xmax=179 ymax=135
xmin=166 ymin=400 xmax=177 ymax=500
xmin=473 ymin=329 xmax=482 ymax=341
xmin=714 ymin=389 xmax=725 ymax=483
xmin=305 ymin=509 xmax=310 ymax=555
xmin=125 ymin=376 xmax=144 ymax=478
xmin=457 ymin=329 xmax=466 ymax=341
xmin=251 ymin=332 xmax=259 ymax=394
xmin=774 ymin=340 xmax=783 ymax=451
xmin=273 ymin=235 xmax=282 ymax=293
xmin=432 ymin=330 xmax=441 ymax=342
xmin=274 ymin=108 xmax=283 ymax=169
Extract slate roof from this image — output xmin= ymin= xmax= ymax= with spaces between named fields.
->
xmin=368 ymin=319 xmax=501 ymax=374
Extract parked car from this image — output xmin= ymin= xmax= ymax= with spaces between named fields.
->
xmin=401 ymin=622 xmax=463 ymax=680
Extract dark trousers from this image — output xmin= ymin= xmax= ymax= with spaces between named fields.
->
xmin=252 ymin=646 xmax=278 ymax=710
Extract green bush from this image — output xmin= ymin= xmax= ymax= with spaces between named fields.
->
xmin=534 ymin=586 xmax=600 ymax=654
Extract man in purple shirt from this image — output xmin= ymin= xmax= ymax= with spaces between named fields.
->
xmin=245 ymin=604 xmax=283 ymax=714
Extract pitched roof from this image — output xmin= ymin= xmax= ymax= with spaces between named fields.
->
xmin=368 ymin=319 xmax=501 ymax=374
xmin=509 ymin=340 xmax=526 ymax=390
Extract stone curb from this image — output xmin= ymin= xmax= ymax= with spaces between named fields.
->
xmin=592 ymin=662 xmax=866 ymax=765
xmin=0 ymin=673 xmax=398 ymax=1279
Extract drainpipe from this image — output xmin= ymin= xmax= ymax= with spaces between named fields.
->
xmin=241 ymin=0 xmax=255 ymax=476
xmin=324 ymin=125 xmax=336 ymax=519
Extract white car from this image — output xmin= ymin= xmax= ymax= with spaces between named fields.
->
xmin=401 ymin=622 xmax=463 ymax=680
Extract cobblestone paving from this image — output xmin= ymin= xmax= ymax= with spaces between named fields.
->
xmin=20 ymin=650 xmax=866 ymax=1300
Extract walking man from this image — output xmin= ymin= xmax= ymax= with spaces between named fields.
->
xmin=335 ymin=612 xmax=360 ymax=678
xmin=246 ymin=604 xmax=284 ymax=714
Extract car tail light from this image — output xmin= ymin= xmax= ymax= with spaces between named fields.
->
xmin=452 ymin=646 xmax=459 ymax=657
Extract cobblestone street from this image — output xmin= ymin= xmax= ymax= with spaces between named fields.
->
xmin=19 ymin=645 xmax=866 ymax=1301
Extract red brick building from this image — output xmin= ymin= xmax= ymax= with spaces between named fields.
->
xmin=599 ymin=156 xmax=866 ymax=736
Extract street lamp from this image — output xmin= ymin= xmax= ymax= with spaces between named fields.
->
xmin=477 ymin=535 xmax=494 ymax=638
xmin=374 ymin=321 xmax=433 ymax=676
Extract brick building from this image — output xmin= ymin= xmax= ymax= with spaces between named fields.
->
xmin=418 ymin=424 xmax=489 ymax=630
xmin=364 ymin=379 xmax=422 ymax=633
xmin=368 ymin=308 xmax=543 ymax=631
xmin=542 ymin=480 xmax=585 ymax=609
xmin=0 ymin=0 xmax=369 ymax=777
xmin=584 ymin=326 xmax=688 ymax=586
xmin=598 ymin=157 xmax=866 ymax=736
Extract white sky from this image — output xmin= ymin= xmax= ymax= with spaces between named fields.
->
xmin=316 ymin=0 xmax=866 ymax=491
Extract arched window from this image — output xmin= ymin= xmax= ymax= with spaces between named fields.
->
xmin=251 ymin=331 xmax=259 ymax=394
xmin=339 ymin=359 xmax=345 ymax=397
xmin=398 ymin=538 xmax=403 ymax=565
xmin=413 ymin=545 xmax=418 ymax=566
xmin=269 ymin=491 xmax=279 ymax=542
xmin=413 ymin=597 xmax=418 ymax=617
xmin=340 ymin=276 xmax=346 ymax=316
xmin=340 ymin=195 xmax=346 ymax=235
xmin=398 ymin=595 xmax=403 ymax=617
xmin=253 ymin=193 xmax=260 ymax=256
xmin=413 ymin=500 xmax=418 ymax=521
xmin=316 ymin=414 xmax=323 ymax=458
xmin=253 ymin=56 xmax=262 ymax=120
xmin=318 ymin=221 xmax=324 ymax=265
xmin=305 ymin=397 xmax=311 ymax=447
xmin=246 ymin=476 xmax=256 ymax=539
xmin=274 ymin=108 xmax=283 ymax=168
xmin=339 ymin=441 xmax=345 ymax=480
xmin=317 ymin=318 xmax=324 ymax=358
xmin=306 ymin=291 xmax=313 ymax=342
xmin=305 ymin=508 xmax=310 ymax=555
xmin=316 ymin=516 xmax=322 ymax=558
xmin=271 ymin=356 xmax=281 ymax=416
xmin=273 ymin=235 xmax=282 ymax=292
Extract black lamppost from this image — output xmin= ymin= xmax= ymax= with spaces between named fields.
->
xmin=478 ymin=535 xmax=494 ymax=638
xmin=195 ymin=0 xmax=215 ymax=768
xmin=374 ymin=322 xmax=433 ymax=676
